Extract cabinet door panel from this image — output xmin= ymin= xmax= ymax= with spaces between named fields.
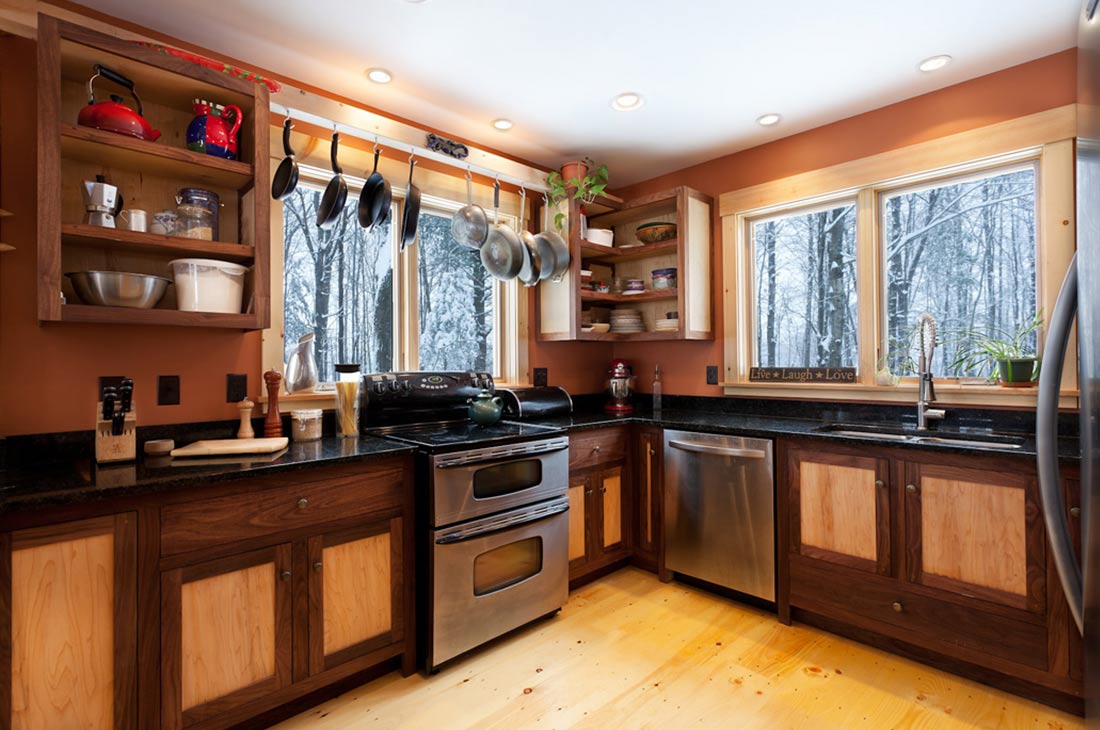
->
xmin=568 ymin=474 xmax=588 ymax=564
xmin=788 ymin=449 xmax=890 ymax=575
xmin=8 ymin=514 xmax=136 ymax=730
xmin=635 ymin=428 xmax=663 ymax=566
xmin=600 ymin=468 xmax=623 ymax=550
xmin=905 ymin=462 xmax=1043 ymax=614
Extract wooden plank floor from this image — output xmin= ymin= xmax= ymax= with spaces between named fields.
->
xmin=275 ymin=568 xmax=1082 ymax=730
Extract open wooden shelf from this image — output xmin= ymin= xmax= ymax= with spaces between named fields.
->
xmin=60 ymin=123 xmax=254 ymax=190
xmin=60 ymin=304 xmax=260 ymax=329
xmin=580 ymin=239 xmax=679 ymax=263
xmin=62 ymin=223 xmax=255 ymax=262
xmin=577 ymin=330 xmax=682 ymax=341
xmin=581 ymin=289 xmax=678 ymax=303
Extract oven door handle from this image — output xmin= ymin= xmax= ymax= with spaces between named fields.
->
xmin=435 ymin=500 xmax=569 ymax=544
xmin=436 ymin=443 xmax=569 ymax=469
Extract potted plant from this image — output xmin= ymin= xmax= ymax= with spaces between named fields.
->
xmin=545 ymin=157 xmax=610 ymax=232
xmin=949 ymin=311 xmax=1044 ymax=386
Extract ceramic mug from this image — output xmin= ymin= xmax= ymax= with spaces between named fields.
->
xmin=150 ymin=210 xmax=178 ymax=235
xmin=118 ymin=209 xmax=147 ymax=232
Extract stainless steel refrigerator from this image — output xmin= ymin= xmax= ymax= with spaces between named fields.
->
xmin=1039 ymin=2 xmax=1100 ymax=722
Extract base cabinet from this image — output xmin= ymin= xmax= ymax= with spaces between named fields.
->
xmin=4 ymin=514 xmax=137 ymax=730
xmin=634 ymin=427 xmax=663 ymax=573
xmin=568 ymin=428 xmax=630 ymax=583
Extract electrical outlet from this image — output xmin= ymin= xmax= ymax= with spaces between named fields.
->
xmin=226 ymin=373 xmax=248 ymax=403
xmin=158 ymin=375 xmax=180 ymax=406
xmin=706 ymin=365 xmax=719 ymax=385
xmin=98 ymin=375 xmax=126 ymax=399
xmin=533 ymin=368 xmax=548 ymax=387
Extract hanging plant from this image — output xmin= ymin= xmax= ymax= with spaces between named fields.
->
xmin=545 ymin=157 xmax=610 ymax=232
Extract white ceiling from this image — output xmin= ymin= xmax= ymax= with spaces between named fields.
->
xmin=78 ymin=0 xmax=1079 ymax=186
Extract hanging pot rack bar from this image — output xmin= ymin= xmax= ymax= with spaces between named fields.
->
xmin=275 ymin=104 xmax=549 ymax=194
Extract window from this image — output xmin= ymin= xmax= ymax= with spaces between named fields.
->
xmin=881 ymin=165 xmax=1037 ymax=378
xmin=750 ymin=202 xmax=858 ymax=368
xmin=278 ymin=170 xmax=518 ymax=384
xmin=282 ymin=184 xmax=395 ymax=380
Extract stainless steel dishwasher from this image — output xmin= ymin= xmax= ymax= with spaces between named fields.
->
xmin=663 ymin=430 xmax=775 ymax=601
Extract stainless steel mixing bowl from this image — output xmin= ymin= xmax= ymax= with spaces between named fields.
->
xmin=66 ymin=271 xmax=171 ymax=309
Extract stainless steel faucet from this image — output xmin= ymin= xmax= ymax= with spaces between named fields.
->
xmin=916 ymin=313 xmax=946 ymax=430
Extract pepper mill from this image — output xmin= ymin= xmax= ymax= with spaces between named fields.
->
xmin=264 ymin=371 xmax=283 ymax=437
xmin=237 ymin=398 xmax=255 ymax=439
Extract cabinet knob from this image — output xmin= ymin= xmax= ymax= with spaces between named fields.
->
xmin=1071 ymin=506 xmax=1082 ymax=518
xmin=648 ymin=446 xmax=656 ymax=456
xmin=891 ymin=601 xmax=903 ymax=613
xmin=297 ymin=498 xmax=309 ymax=510
xmin=905 ymin=484 xmax=919 ymax=495
xmin=592 ymin=444 xmax=602 ymax=453
xmin=313 ymin=561 xmax=323 ymax=573
xmin=875 ymin=479 xmax=885 ymax=489
xmin=600 ymin=486 xmax=607 ymax=494
xmin=585 ymin=489 xmax=593 ymax=496
xmin=281 ymin=570 xmax=292 ymax=582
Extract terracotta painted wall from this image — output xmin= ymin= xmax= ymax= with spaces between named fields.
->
xmin=607 ymin=49 xmax=1078 ymax=397
xmin=0 ymin=35 xmax=262 ymax=436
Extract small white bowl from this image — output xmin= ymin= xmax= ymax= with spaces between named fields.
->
xmin=587 ymin=228 xmax=614 ymax=247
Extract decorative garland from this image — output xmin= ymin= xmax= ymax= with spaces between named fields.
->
xmin=134 ymin=41 xmax=282 ymax=93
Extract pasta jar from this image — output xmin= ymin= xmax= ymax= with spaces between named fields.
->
xmin=334 ymin=364 xmax=361 ymax=438
xmin=290 ymin=408 xmax=323 ymax=442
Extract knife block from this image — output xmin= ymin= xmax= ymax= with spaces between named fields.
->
xmin=95 ymin=403 xmax=137 ymax=464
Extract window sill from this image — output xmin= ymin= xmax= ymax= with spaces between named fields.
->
xmin=256 ymin=381 xmax=532 ymax=413
xmin=720 ymin=380 xmax=1078 ymax=410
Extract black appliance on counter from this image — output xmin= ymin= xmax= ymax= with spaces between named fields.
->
xmin=496 ymin=386 xmax=573 ymax=420
xmin=361 ymin=371 xmax=570 ymax=672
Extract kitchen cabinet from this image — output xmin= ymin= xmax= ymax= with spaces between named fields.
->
xmin=36 ymin=16 xmax=270 ymax=329
xmin=567 ymin=428 xmax=631 ymax=584
xmin=536 ymin=186 xmax=713 ymax=342
xmin=161 ymin=545 xmax=293 ymax=729
xmin=634 ymin=426 xmax=663 ymax=574
xmin=2 ymin=514 xmax=137 ymax=730
xmin=780 ymin=439 xmax=1082 ymax=712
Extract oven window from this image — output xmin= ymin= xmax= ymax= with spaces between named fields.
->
xmin=473 ymin=537 xmax=543 ymax=596
xmin=472 ymin=460 xmax=543 ymax=499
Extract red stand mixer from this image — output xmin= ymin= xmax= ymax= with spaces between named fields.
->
xmin=605 ymin=358 xmax=635 ymax=415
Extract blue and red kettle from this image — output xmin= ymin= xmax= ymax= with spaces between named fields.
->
xmin=77 ymin=64 xmax=161 ymax=142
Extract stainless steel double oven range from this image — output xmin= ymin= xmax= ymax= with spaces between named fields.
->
xmin=363 ymin=371 xmax=569 ymax=671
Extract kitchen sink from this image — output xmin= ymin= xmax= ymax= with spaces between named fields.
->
xmin=815 ymin=423 xmax=1025 ymax=450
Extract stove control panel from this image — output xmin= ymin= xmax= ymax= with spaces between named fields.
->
xmin=363 ymin=371 xmax=493 ymax=402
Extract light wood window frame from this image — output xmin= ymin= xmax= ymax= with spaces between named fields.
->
xmin=720 ymin=104 xmax=1078 ymax=408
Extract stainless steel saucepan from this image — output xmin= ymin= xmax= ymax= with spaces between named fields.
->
xmin=452 ymin=170 xmax=489 ymax=250
xmin=481 ymin=181 xmax=523 ymax=280
xmin=533 ymin=194 xmax=569 ymax=281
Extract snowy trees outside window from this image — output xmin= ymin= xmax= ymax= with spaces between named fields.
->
xmin=751 ymin=203 xmax=858 ymax=368
xmin=283 ymin=185 xmax=394 ymax=381
xmin=882 ymin=166 xmax=1037 ymax=378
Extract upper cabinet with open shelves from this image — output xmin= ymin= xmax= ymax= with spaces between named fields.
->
xmin=537 ymin=186 xmax=713 ymax=342
xmin=36 ymin=16 xmax=270 ymax=329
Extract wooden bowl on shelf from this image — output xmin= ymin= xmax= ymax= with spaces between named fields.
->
xmin=635 ymin=222 xmax=677 ymax=244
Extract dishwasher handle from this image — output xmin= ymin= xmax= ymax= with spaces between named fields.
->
xmin=668 ymin=439 xmax=767 ymax=459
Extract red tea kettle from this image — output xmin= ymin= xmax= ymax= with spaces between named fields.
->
xmin=77 ymin=64 xmax=161 ymax=142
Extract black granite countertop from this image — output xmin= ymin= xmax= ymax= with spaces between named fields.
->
xmin=0 ymin=436 xmax=415 ymax=512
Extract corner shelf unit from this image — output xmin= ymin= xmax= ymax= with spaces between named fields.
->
xmin=536 ymin=186 xmax=713 ymax=342
xmin=37 ymin=16 xmax=270 ymax=329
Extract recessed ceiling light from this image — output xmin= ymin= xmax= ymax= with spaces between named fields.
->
xmin=492 ymin=118 xmax=513 ymax=131
xmin=756 ymin=113 xmax=781 ymax=127
xmin=366 ymin=68 xmax=393 ymax=84
xmin=918 ymin=54 xmax=952 ymax=73
xmin=611 ymin=92 xmax=644 ymax=111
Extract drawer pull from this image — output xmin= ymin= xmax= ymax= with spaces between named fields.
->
xmin=875 ymin=479 xmax=885 ymax=489
xmin=297 ymin=498 xmax=309 ymax=510
xmin=281 ymin=570 xmax=292 ymax=582
xmin=313 ymin=561 xmax=323 ymax=573
xmin=592 ymin=444 xmax=602 ymax=453
xmin=1071 ymin=506 xmax=1082 ymax=518
xmin=905 ymin=484 xmax=919 ymax=495
xmin=891 ymin=601 xmax=903 ymax=613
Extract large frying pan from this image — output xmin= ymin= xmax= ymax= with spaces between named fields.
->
xmin=271 ymin=118 xmax=299 ymax=200
xmin=316 ymin=133 xmax=348 ymax=229
xmin=481 ymin=181 xmax=523 ymax=280
xmin=399 ymin=158 xmax=420 ymax=251
xmin=357 ymin=146 xmax=391 ymax=231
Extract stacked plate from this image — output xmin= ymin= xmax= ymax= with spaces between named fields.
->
xmin=655 ymin=317 xmax=680 ymax=333
xmin=610 ymin=309 xmax=646 ymax=333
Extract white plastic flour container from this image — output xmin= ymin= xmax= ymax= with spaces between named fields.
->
xmin=169 ymin=258 xmax=247 ymax=313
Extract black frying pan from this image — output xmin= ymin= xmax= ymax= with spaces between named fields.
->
xmin=399 ymin=158 xmax=420 ymax=250
xmin=271 ymin=118 xmax=299 ymax=200
xmin=358 ymin=147 xmax=392 ymax=231
xmin=316 ymin=133 xmax=347 ymax=229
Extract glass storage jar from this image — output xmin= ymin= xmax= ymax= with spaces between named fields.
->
xmin=334 ymin=364 xmax=361 ymax=438
xmin=175 ymin=188 xmax=221 ymax=241
xmin=290 ymin=409 xmax=323 ymax=441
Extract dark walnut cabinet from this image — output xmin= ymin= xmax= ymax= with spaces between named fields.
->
xmin=567 ymin=427 xmax=632 ymax=584
xmin=780 ymin=438 xmax=1082 ymax=712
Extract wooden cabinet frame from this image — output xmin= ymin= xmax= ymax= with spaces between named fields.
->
xmin=160 ymin=544 xmax=293 ymax=729
xmin=0 ymin=514 xmax=137 ymax=729
xmin=634 ymin=426 xmax=664 ymax=573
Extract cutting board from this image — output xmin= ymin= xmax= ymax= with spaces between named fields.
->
xmin=170 ymin=437 xmax=289 ymax=457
